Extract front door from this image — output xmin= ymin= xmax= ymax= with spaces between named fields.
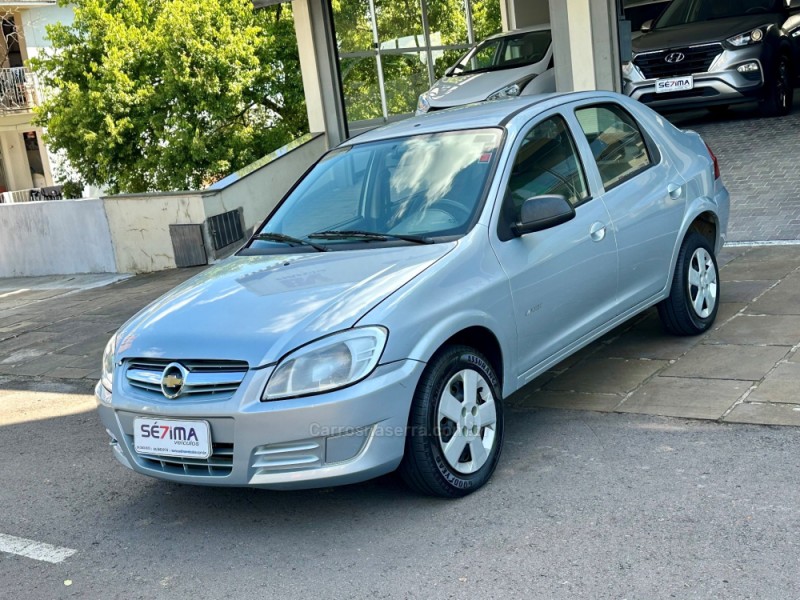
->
xmin=490 ymin=114 xmax=618 ymax=381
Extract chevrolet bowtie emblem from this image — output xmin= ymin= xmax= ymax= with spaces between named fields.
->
xmin=160 ymin=362 xmax=189 ymax=399
xmin=162 ymin=375 xmax=183 ymax=387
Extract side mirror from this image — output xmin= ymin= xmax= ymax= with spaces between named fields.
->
xmin=512 ymin=195 xmax=576 ymax=237
xmin=641 ymin=19 xmax=653 ymax=33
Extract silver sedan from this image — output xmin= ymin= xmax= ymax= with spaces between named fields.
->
xmin=97 ymin=92 xmax=729 ymax=497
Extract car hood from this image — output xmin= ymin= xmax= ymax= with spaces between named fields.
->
xmin=633 ymin=15 xmax=779 ymax=53
xmin=116 ymin=244 xmax=455 ymax=367
xmin=427 ymin=64 xmax=542 ymax=107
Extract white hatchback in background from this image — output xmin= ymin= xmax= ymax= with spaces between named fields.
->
xmin=416 ymin=25 xmax=556 ymax=115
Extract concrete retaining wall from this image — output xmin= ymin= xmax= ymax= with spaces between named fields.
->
xmin=204 ymin=132 xmax=326 ymax=233
xmin=0 ymin=199 xmax=116 ymax=277
xmin=103 ymin=192 xmax=209 ymax=274
xmin=0 ymin=133 xmax=327 ymax=277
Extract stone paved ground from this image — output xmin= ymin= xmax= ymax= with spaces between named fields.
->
xmin=0 ymin=268 xmax=202 ymax=384
xmin=1 ymin=246 xmax=799 ymax=425
xmin=512 ymin=245 xmax=800 ymax=425
xmin=669 ymin=92 xmax=800 ymax=242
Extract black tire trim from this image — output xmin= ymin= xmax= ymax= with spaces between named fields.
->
xmin=657 ymin=232 xmax=720 ymax=336
xmin=398 ymin=345 xmax=504 ymax=498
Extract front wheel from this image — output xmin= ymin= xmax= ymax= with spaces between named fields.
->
xmin=658 ymin=232 xmax=720 ymax=336
xmin=760 ymin=56 xmax=793 ymax=118
xmin=399 ymin=345 xmax=504 ymax=498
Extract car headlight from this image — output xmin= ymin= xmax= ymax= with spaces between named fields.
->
xmin=417 ymin=93 xmax=430 ymax=114
xmin=101 ymin=333 xmax=118 ymax=392
xmin=728 ymin=28 xmax=764 ymax=47
xmin=263 ymin=326 xmax=388 ymax=400
xmin=487 ymin=82 xmax=522 ymax=101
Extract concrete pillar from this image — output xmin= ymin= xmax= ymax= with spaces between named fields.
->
xmin=547 ymin=0 xmax=621 ymax=93
xmin=0 ymin=131 xmax=32 ymax=191
xmin=292 ymin=0 xmax=347 ymax=147
xmin=503 ymin=0 xmax=550 ymax=30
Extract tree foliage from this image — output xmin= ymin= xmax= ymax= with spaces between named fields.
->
xmin=33 ymin=0 xmax=307 ymax=193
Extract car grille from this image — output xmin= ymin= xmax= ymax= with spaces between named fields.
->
xmin=634 ymin=43 xmax=723 ymax=79
xmin=125 ymin=358 xmax=248 ymax=400
xmin=129 ymin=437 xmax=234 ymax=476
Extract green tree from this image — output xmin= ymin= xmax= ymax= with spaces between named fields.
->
xmin=32 ymin=0 xmax=307 ymax=193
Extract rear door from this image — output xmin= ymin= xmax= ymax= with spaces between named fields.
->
xmin=571 ymin=102 xmax=685 ymax=309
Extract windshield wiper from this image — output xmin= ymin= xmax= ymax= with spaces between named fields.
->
xmin=308 ymin=230 xmax=434 ymax=245
xmin=252 ymin=232 xmax=329 ymax=252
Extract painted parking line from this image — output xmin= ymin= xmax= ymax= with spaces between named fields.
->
xmin=0 ymin=533 xmax=76 ymax=564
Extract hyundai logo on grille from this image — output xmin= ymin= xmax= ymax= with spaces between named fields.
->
xmin=161 ymin=362 xmax=188 ymax=399
xmin=665 ymin=52 xmax=685 ymax=63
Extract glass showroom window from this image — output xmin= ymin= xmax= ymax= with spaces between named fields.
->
xmin=333 ymin=0 xmax=501 ymax=130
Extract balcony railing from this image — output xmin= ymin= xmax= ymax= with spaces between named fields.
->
xmin=0 ymin=186 xmax=63 ymax=204
xmin=0 ymin=67 xmax=39 ymax=113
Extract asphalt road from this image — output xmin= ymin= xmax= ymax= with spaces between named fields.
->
xmin=2 ymin=381 xmax=799 ymax=599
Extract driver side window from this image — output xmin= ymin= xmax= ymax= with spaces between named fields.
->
xmin=505 ymin=115 xmax=589 ymax=220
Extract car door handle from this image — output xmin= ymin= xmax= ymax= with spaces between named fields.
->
xmin=589 ymin=222 xmax=606 ymax=242
xmin=668 ymin=183 xmax=683 ymax=199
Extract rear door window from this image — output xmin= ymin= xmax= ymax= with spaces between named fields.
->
xmin=574 ymin=104 xmax=652 ymax=190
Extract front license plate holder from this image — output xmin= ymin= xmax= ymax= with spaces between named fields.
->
xmin=133 ymin=417 xmax=212 ymax=459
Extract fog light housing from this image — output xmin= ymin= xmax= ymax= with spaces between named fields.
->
xmin=737 ymin=62 xmax=760 ymax=73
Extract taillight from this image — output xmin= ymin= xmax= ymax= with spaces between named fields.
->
xmin=705 ymin=142 xmax=720 ymax=180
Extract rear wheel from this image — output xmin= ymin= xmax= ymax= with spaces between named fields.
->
xmin=760 ymin=56 xmax=793 ymax=118
xmin=658 ymin=232 xmax=720 ymax=336
xmin=399 ymin=345 xmax=504 ymax=498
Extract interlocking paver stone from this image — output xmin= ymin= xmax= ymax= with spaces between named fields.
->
xmin=705 ymin=314 xmax=800 ymax=346
xmin=661 ymin=344 xmax=790 ymax=381
xmin=619 ymin=377 xmax=751 ymax=420
xmin=545 ymin=357 xmax=668 ymax=394
xmin=745 ymin=274 xmax=800 ymax=315
xmin=719 ymin=280 xmax=777 ymax=303
xmin=602 ymin=314 xmax=701 ymax=360
xmin=514 ymin=390 xmax=621 ymax=412
xmin=723 ymin=402 xmax=800 ymax=426
xmin=747 ymin=362 xmax=800 ymax=404
xmin=680 ymin=96 xmax=800 ymax=242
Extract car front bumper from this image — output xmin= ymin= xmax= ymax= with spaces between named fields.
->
xmin=624 ymin=67 xmax=764 ymax=110
xmin=96 ymin=359 xmax=425 ymax=489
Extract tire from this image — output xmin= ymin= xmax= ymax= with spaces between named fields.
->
xmin=760 ymin=55 xmax=793 ymax=118
xmin=399 ymin=345 xmax=504 ymax=498
xmin=658 ymin=232 xmax=720 ymax=336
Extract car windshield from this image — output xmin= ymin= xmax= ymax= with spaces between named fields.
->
xmin=248 ymin=128 xmax=502 ymax=251
xmin=656 ymin=0 xmax=781 ymax=28
xmin=450 ymin=30 xmax=551 ymax=75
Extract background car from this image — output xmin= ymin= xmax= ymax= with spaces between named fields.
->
xmin=416 ymin=25 xmax=555 ymax=115
xmin=98 ymin=93 xmax=728 ymax=498
xmin=623 ymin=0 xmax=800 ymax=117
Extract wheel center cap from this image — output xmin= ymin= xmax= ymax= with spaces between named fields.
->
xmin=464 ymin=414 xmax=475 ymax=429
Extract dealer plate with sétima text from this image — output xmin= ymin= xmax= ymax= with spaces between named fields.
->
xmin=134 ymin=418 xmax=212 ymax=459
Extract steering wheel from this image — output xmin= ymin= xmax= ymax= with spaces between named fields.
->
xmin=427 ymin=198 xmax=472 ymax=222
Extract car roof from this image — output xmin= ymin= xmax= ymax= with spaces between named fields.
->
xmin=341 ymin=91 xmax=625 ymax=146
xmin=484 ymin=24 xmax=551 ymax=40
